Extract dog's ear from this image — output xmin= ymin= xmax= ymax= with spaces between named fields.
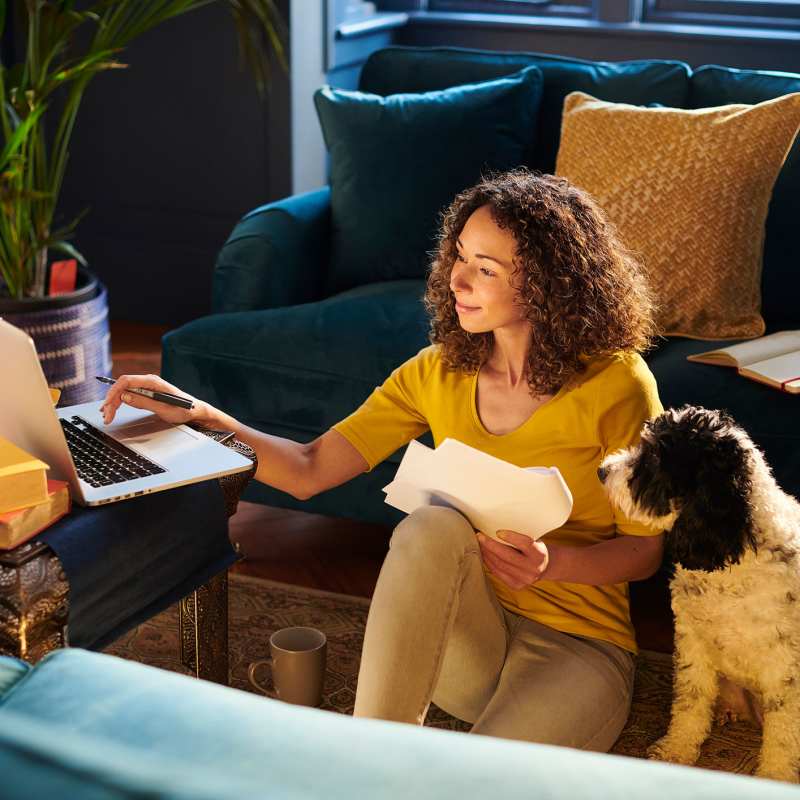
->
xmin=666 ymin=436 xmax=757 ymax=572
xmin=630 ymin=438 xmax=673 ymax=518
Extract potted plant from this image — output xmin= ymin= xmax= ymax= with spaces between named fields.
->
xmin=0 ymin=0 xmax=286 ymax=404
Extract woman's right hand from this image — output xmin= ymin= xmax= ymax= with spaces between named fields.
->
xmin=100 ymin=374 xmax=211 ymax=427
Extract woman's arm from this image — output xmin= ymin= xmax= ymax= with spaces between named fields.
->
xmin=201 ymin=409 xmax=369 ymax=500
xmin=544 ymin=533 xmax=664 ymax=584
xmin=101 ymin=374 xmax=369 ymax=501
xmin=477 ymin=529 xmax=664 ymax=589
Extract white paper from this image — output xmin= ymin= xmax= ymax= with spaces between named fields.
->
xmin=742 ymin=351 xmax=800 ymax=384
xmin=382 ymin=438 xmax=573 ymax=546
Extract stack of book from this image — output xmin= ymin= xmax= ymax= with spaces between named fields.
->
xmin=0 ymin=437 xmax=70 ymax=550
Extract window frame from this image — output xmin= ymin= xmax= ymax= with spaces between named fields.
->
xmin=426 ymin=0 xmax=800 ymax=28
xmin=427 ymin=0 xmax=597 ymax=21
xmin=643 ymin=0 xmax=800 ymax=29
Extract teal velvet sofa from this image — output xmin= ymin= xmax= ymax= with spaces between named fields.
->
xmin=162 ymin=46 xmax=800 ymax=528
xmin=0 ymin=648 xmax=795 ymax=798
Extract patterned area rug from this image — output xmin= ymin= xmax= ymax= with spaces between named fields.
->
xmin=104 ymin=574 xmax=761 ymax=775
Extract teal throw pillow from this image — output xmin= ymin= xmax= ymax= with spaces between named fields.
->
xmin=313 ymin=66 xmax=544 ymax=294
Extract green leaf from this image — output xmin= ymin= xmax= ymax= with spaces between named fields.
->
xmin=0 ymin=102 xmax=46 ymax=169
xmin=49 ymin=238 xmax=88 ymax=267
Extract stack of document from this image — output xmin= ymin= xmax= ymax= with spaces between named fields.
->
xmin=382 ymin=438 xmax=573 ymax=545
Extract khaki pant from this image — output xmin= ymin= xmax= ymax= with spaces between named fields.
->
xmin=353 ymin=506 xmax=636 ymax=752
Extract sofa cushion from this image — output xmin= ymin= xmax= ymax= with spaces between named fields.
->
xmin=555 ymin=90 xmax=800 ymax=340
xmin=359 ymin=46 xmax=691 ymax=173
xmin=1 ymin=648 xmax=796 ymax=800
xmin=163 ymin=280 xmax=431 ymax=454
xmin=645 ymin=339 xmax=800 ymax=499
xmin=314 ymin=65 xmax=544 ymax=294
xmin=690 ymin=65 xmax=800 ymax=333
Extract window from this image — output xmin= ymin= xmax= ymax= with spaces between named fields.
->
xmin=644 ymin=0 xmax=800 ymax=28
xmin=428 ymin=0 xmax=800 ymax=27
xmin=427 ymin=0 xmax=594 ymax=20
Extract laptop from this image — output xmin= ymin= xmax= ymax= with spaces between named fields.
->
xmin=0 ymin=318 xmax=254 ymax=506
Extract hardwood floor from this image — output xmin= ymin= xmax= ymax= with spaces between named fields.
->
xmin=229 ymin=503 xmax=393 ymax=598
xmin=110 ymin=320 xmax=674 ymax=654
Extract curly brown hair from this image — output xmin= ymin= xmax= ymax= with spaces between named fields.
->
xmin=424 ymin=167 xmax=658 ymax=396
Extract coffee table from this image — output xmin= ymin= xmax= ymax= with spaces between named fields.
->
xmin=0 ymin=430 xmax=256 ymax=685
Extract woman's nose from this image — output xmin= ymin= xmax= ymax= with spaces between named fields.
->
xmin=450 ymin=265 xmax=471 ymax=293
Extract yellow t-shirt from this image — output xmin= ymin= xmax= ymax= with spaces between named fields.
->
xmin=332 ymin=344 xmax=663 ymax=653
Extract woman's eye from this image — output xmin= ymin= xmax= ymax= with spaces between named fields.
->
xmin=480 ymin=267 xmax=496 ymax=277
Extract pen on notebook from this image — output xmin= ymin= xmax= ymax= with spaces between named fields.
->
xmin=95 ymin=376 xmax=195 ymax=410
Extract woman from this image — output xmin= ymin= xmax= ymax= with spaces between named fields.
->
xmin=101 ymin=168 xmax=664 ymax=751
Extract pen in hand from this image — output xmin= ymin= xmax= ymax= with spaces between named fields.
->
xmin=95 ymin=376 xmax=195 ymax=410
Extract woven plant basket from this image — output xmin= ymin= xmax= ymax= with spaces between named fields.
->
xmin=0 ymin=266 xmax=112 ymax=406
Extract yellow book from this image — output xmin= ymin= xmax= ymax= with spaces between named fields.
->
xmin=0 ymin=479 xmax=70 ymax=549
xmin=0 ymin=437 xmax=50 ymax=514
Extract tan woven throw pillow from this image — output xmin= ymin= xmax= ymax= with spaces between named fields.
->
xmin=555 ymin=90 xmax=800 ymax=340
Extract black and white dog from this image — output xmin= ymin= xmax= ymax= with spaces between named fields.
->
xmin=598 ymin=405 xmax=800 ymax=783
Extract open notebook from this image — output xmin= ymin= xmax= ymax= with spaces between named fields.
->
xmin=687 ymin=330 xmax=800 ymax=394
xmin=382 ymin=438 xmax=573 ymax=546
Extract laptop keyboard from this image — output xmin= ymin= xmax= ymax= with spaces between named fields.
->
xmin=60 ymin=415 xmax=166 ymax=487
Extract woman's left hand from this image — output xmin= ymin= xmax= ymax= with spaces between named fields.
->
xmin=476 ymin=530 xmax=549 ymax=590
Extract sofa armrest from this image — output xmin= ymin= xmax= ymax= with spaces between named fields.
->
xmin=211 ymin=186 xmax=331 ymax=314
xmin=1 ymin=649 xmax=792 ymax=800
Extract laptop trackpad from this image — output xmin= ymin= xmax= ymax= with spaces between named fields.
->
xmin=117 ymin=418 xmax=197 ymax=461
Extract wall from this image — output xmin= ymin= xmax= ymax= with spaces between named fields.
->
xmin=56 ymin=2 xmax=291 ymax=325
xmin=291 ymin=1 xmax=328 ymax=196
xmin=291 ymin=0 xmax=410 ymax=196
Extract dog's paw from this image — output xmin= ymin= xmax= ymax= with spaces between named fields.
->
xmin=647 ymin=737 xmax=699 ymax=766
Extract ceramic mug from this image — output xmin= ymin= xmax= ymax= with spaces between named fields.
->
xmin=248 ymin=626 xmax=327 ymax=707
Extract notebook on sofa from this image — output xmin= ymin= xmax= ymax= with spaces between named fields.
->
xmin=687 ymin=330 xmax=800 ymax=394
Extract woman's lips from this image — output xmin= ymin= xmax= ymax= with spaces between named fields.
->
xmin=455 ymin=301 xmax=480 ymax=313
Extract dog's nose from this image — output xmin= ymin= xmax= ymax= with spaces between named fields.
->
xmin=597 ymin=465 xmax=609 ymax=483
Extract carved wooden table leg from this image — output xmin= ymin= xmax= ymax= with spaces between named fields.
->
xmin=179 ymin=570 xmax=229 ymax=684
xmin=179 ymin=434 xmax=257 ymax=684
xmin=0 ymin=542 xmax=69 ymax=662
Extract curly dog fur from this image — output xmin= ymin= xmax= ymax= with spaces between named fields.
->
xmin=598 ymin=405 xmax=800 ymax=782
